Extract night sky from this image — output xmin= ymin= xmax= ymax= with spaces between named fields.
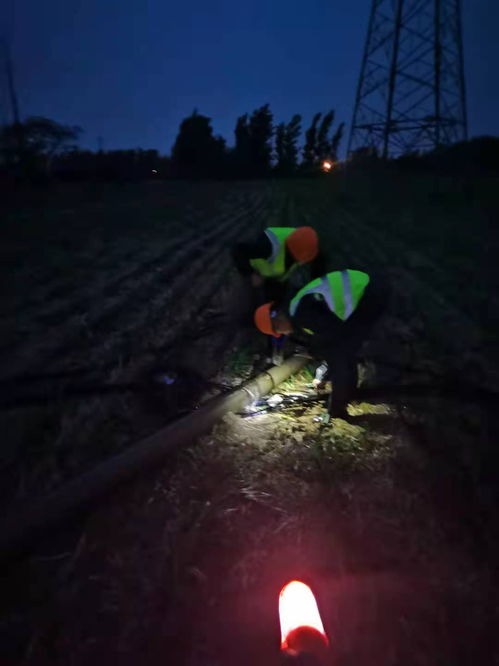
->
xmin=3 ymin=0 xmax=499 ymax=154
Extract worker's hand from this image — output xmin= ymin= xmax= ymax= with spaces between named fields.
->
xmin=250 ymin=273 xmax=264 ymax=287
xmin=312 ymin=379 xmax=327 ymax=391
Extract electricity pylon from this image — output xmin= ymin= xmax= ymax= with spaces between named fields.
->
xmin=348 ymin=0 xmax=468 ymax=158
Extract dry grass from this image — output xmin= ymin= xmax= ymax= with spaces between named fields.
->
xmin=28 ymin=383 xmax=493 ymax=665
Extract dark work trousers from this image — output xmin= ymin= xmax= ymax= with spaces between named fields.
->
xmin=323 ymin=278 xmax=388 ymax=416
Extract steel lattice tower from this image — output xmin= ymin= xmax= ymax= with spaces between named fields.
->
xmin=348 ymin=0 xmax=468 ymax=158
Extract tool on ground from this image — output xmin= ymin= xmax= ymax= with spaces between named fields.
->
xmin=240 ymin=392 xmax=326 ymax=418
xmin=279 ymin=580 xmax=330 ymax=665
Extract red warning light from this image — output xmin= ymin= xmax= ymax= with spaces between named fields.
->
xmin=279 ymin=580 xmax=329 ymax=657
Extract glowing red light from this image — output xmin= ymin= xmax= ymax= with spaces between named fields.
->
xmin=279 ymin=580 xmax=329 ymax=651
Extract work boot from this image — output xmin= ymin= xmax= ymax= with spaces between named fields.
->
xmin=327 ymin=393 xmax=351 ymax=422
xmin=329 ymin=408 xmax=350 ymax=421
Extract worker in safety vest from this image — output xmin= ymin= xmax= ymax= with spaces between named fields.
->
xmin=254 ymin=269 xmax=387 ymax=420
xmin=232 ymin=226 xmax=326 ymax=303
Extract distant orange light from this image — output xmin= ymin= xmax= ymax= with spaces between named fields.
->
xmin=322 ymin=160 xmax=333 ymax=172
xmin=279 ymin=580 xmax=329 ymax=652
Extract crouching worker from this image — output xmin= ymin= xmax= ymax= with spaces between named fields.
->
xmin=232 ymin=226 xmax=326 ymax=304
xmin=253 ymin=270 xmax=387 ymax=420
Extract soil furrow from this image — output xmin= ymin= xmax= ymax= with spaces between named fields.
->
xmin=0 ymin=195 xmax=267 ymax=378
xmin=50 ymin=198 xmax=268 ymax=371
xmin=0 ymin=186 xmax=245 ymax=321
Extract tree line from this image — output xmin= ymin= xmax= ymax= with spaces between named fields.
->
xmin=172 ymin=105 xmax=344 ymax=178
xmin=3 ymin=109 xmax=496 ymax=184
xmin=0 ymin=104 xmax=344 ymax=182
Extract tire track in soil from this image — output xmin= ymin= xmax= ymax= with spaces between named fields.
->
xmin=0 ymin=195 xmax=240 ymax=351
xmin=70 ymin=189 xmax=280 ymax=406
xmin=1 ymin=239 xmax=149 ymax=319
xmin=336 ymin=203 xmax=483 ymax=333
xmin=0 ymin=188 xmax=245 ymax=332
xmin=341 ymin=200 xmax=478 ymax=291
xmin=115 ymin=190 xmax=287 ymax=365
xmin=0 ymin=193 xmax=268 ymax=378
xmin=342 ymin=200 xmax=499 ymax=334
xmin=0 ymin=239 xmax=175 ymax=328
xmin=0 ymin=185 xmax=240 ymax=322
xmin=56 ymin=193 xmax=272 ymax=371
xmin=326 ymin=202 xmax=493 ymax=384
xmin=50 ymin=187 xmax=277 ymax=378
xmin=0 ymin=244 xmax=175 ymax=352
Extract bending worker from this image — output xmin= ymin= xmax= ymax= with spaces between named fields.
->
xmin=253 ymin=269 xmax=387 ymax=420
xmin=232 ymin=226 xmax=326 ymax=303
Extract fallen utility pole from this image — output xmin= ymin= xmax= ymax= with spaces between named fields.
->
xmin=0 ymin=354 xmax=308 ymax=564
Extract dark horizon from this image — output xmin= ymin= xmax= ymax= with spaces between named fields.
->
xmin=3 ymin=0 xmax=499 ymax=154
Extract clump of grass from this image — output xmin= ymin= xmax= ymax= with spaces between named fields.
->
xmin=274 ymin=365 xmax=315 ymax=393
xmin=294 ymin=418 xmax=394 ymax=483
xmin=348 ymin=401 xmax=392 ymax=416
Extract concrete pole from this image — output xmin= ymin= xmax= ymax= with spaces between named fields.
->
xmin=0 ymin=355 xmax=308 ymax=563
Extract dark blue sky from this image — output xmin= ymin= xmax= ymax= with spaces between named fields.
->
xmin=3 ymin=0 xmax=499 ymax=154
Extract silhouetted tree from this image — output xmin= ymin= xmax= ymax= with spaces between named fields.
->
xmin=275 ymin=114 xmax=302 ymax=175
xmin=233 ymin=114 xmax=250 ymax=176
xmin=247 ymin=104 xmax=273 ymax=176
xmin=274 ymin=122 xmax=286 ymax=173
xmin=316 ymin=111 xmax=335 ymax=163
xmin=52 ymin=148 xmax=171 ymax=182
xmin=330 ymin=122 xmax=345 ymax=161
xmin=171 ymin=110 xmax=226 ymax=178
xmin=302 ymin=112 xmax=322 ymax=170
xmin=302 ymin=111 xmax=345 ymax=172
xmin=1 ymin=116 xmax=81 ymax=177
xmin=21 ymin=117 xmax=81 ymax=157
xmin=283 ymin=114 xmax=302 ymax=172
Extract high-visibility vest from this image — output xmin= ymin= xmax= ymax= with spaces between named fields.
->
xmin=249 ymin=227 xmax=298 ymax=281
xmin=289 ymin=270 xmax=370 ymax=329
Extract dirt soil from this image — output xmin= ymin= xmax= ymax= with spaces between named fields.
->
xmin=1 ymin=175 xmax=499 ymax=665
xmin=9 ymin=384 xmax=497 ymax=665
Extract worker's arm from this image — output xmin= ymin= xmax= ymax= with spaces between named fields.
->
xmin=232 ymin=235 xmax=272 ymax=276
xmin=291 ymin=297 xmax=343 ymax=359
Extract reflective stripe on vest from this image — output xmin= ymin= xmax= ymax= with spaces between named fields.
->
xmin=249 ymin=227 xmax=297 ymax=280
xmin=289 ymin=270 xmax=370 ymax=322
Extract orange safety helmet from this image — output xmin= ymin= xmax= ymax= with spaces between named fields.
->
xmin=286 ymin=226 xmax=319 ymax=263
xmin=254 ymin=302 xmax=280 ymax=337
